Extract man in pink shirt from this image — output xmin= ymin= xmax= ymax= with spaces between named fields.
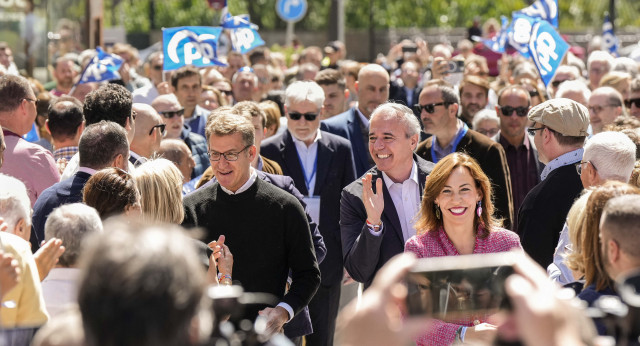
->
xmin=0 ymin=75 xmax=60 ymax=207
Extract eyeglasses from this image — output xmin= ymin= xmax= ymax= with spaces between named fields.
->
xmin=575 ymin=161 xmax=597 ymax=175
xmin=208 ymin=145 xmax=251 ymax=161
xmin=527 ymin=127 xmax=545 ymax=136
xmin=23 ymin=98 xmax=39 ymax=107
xmin=159 ymin=108 xmax=185 ymax=119
xmin=476 ymin=128 xmax=500 ymax=137
xmin=288 ymin=112 xmax=319 ymax=121
xmin=588 ymin=105 xmax=618 ymax=115
xmin=219 ymin=89 xmax=232 ymax=95
xmin=149 ymin=124 xmax=166 ymax=136
xmin=499 ymin=105 xmax=529 ymax=117
xmin=624 ymin=98 xmax=640 ymax=109
xmin=414 ymin=102 xmax=449 ymax=114
xmin=528 ymin=90 xmax=539 ymax=98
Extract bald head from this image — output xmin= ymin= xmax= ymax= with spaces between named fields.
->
xmin=357 ymin=64 xmax=390 ymax=118
xmin=158 ymin=139 xmax=194 ymax=184
xmin=130 ymin=103 xmax=164 ymax=158
xmin=151 ymin=94 xmax=182 ymax=112
xmin=152 ymin=94 xmax=184 ymax=139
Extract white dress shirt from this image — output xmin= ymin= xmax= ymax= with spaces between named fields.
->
xmin=290 ymin=130 xmax=322 ymax=196
xmin=380 ymin=161 xmax=421 ymax=242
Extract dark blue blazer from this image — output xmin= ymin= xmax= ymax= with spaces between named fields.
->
xmin=389 ymin=81 xmax=422 ymax=118
xmin=340 ymin=155 xmax=435 ymax=288
xmin=199 ymin=170 xmax=327 ymax=338
xmin=261 ymin=130 xmax=355 ymax=286
xmin=31 ymin=171 xmax=92 ymax=250
xmin=320 ymin=107 xmax=372 ymax=178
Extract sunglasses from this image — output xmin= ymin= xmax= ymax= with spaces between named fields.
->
xmin=527 ymin=127 xmax=545 ymax=136
xmin=624 ymin=98 xmax=640 ymax=109
xmin=500 ymin=105 xmax=529 ymax=117
xmin=414 ymin=102 xmax=449 ymax=114
xmin=528 ymin=90 xmax=539 ymax=97
xmin=288 ymin=112 xmax=318 ymax=121
xmin=551 ymin=80 xmax=570 ymax=88
xmin=152 ymin=65 xmax=163 ymax=71
xmin=149 ymin=124 xmax=166 ymax=136
xmin=159 ymin=108 xmax=185 ymax=119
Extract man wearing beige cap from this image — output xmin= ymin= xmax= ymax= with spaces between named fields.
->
xmin=517 ymin=98 xmax=589 ymax=268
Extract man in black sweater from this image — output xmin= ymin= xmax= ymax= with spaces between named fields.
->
xmin=517 ymin=98 xmax=589 ymax=268
xmin=182 ymin=112 xmax=320 ymax=337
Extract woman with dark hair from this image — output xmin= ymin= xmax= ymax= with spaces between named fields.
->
xmin=405 ymin=152 xmax=521 ymax=346
xmin=82 ymin=167 xmax=141 ymax=220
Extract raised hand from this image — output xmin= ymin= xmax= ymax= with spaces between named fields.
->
xmin=34 ymin=238 xmax=65 ymax=281
xmin=362 ymin=173 xmax=384 ymax=225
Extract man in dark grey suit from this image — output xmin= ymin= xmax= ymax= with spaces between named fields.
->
xmin=262 ymin=81 xmax=355 ymax=346
xmin=341 ymin=103 xmax=435 ymax=288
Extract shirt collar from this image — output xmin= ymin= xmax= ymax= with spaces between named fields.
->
xmin=433 ymin=119 xmax=464 ymax=154
xmin=220 ymin=167 xmax=258 ymax=195
xmin=355 ymin=106 xmax=369 ymax=127
xmin=540 ymin=148 xmax=583 ymax=181
xmin=290 ymin=129 xmax=322 ymax=147
xmin=381 ymin=160 xmax=419 ymax=186
xmin=78 ymin=167 xmax=97 ymax=175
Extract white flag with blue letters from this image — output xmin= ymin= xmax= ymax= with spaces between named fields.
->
xmin=162 ymin=26 xmax=226 ymax=71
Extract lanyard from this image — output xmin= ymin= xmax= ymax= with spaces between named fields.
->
xmin=431 ymin=123 xmax=468 ymax=163
xmin=296 ymin=149 xmax=318 ymax=196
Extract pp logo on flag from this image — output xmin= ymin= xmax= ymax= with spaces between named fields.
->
xmin=162 ymin=26 xmax=225 ymax=71
xmin=81 ymin=56 xmax=120 ymax=83
xmin=529 ymin=20 xmax=569 ymax=87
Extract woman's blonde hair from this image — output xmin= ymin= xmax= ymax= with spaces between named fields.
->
xmin=415 ymin=153 xmax=501 ymax=237
xmin=133 ymin=158 xmax=184 ymax=224
xmin=565 ymin=189 xmax=592 ymax=277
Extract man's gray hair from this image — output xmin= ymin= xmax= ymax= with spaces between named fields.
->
xmin=370 ymin=102 xmax=421 ymax=138
xmin=583 ymin=131 xmax=637 ymax=182
xmin=588 ymin=50 xmax=614 ymax=72
xmin=0 ymin=174 xmax=30 ymax=230
xmin=45 ymin=203 xmax=103 ymax=267
xmin=472 ymin=109 xmax=500 ymax=130
xmin=556 ymin=80 xmax=591 ymax=102
xmin=285 ymin=81 xmax=325 ymax=109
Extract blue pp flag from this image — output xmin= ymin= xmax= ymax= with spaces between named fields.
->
xmin=77 ymin=47 xmax=124 ymax=84
xmin=603 ymin=13 xmax=618 ymax=56
xmin=507 ymin=14 xmax=537 ymax=58
xmin=529 ymin=20 xmax=569 ymax=87
xmin=229 ymin=27 xmax=265 ymax=54
xmin=482 ymin=16 xmax=509 ymax=53
xmin=23 ymin=123 xmax=39 ymax=142
xmin=162 ymin=26 xmax=226 ymax=71
xmin=514 ymin=0 xmax=559 ymax=28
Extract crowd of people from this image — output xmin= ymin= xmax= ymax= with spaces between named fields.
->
xmin=1 ymin=24 xmax=640 ymax=345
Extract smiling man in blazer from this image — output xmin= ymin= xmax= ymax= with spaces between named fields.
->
xmin=261 ymin=81 xmax=354 ymax=346
xmin=340 ymin=102 xmax=435 ymax=289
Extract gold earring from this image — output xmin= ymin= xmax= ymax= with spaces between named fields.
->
xmin=435 ymin=204 xmax=441 ymax=219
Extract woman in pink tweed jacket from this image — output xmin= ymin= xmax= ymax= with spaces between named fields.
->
xmin=405 ymin=153 xmax=522 ymax=346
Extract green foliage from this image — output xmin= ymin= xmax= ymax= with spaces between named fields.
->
xmin=115 ymin=0 xmax=640 ymax=33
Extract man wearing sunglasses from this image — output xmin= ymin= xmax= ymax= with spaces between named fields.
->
xmin=588 ymin=87 xmax=624 ymax=134
xmin=625 ymin=78 xmax=640 ymax=118
xmin=151 ymin=94 xmax=209 ymax=179
xmin=129 ymin=104 xmax=165 ymax=167
xmin=493 ymin=86 xmax=544 ymax=228
xmin=261 ymin=81 xmax=354 ymax=346
xmin=415 ymin=83 xmax=514 ymax=230
xmin=518 ymin=98 xmax=589 ymax=268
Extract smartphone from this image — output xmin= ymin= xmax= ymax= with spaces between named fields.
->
xmin=447 ymin=60 xmax=465 ymax=74
xmin=402 ymin=46 xmax=418 ymax=53
xmin=405 ymin=252 xmax=519 ymax=321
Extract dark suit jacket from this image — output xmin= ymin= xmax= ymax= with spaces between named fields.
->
xmin=31 ymin=171 xmax=92 ymax=249
xmin=416 ymin=129 xmax=515 ymax=229
xmin=517 ymin=164 xmax=583 ymax=268
xmin=320 ymin=107 xmax=372 ymax=178
xmin=341 ymin=155 xmax=435 ymax=288
xmin=389 ymin=81 xmax=422 ymax=117
xmin=199 ymin=170 xmax=326 ymax=338
xmin=261 ymin=130 xmax=355 ymax=286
